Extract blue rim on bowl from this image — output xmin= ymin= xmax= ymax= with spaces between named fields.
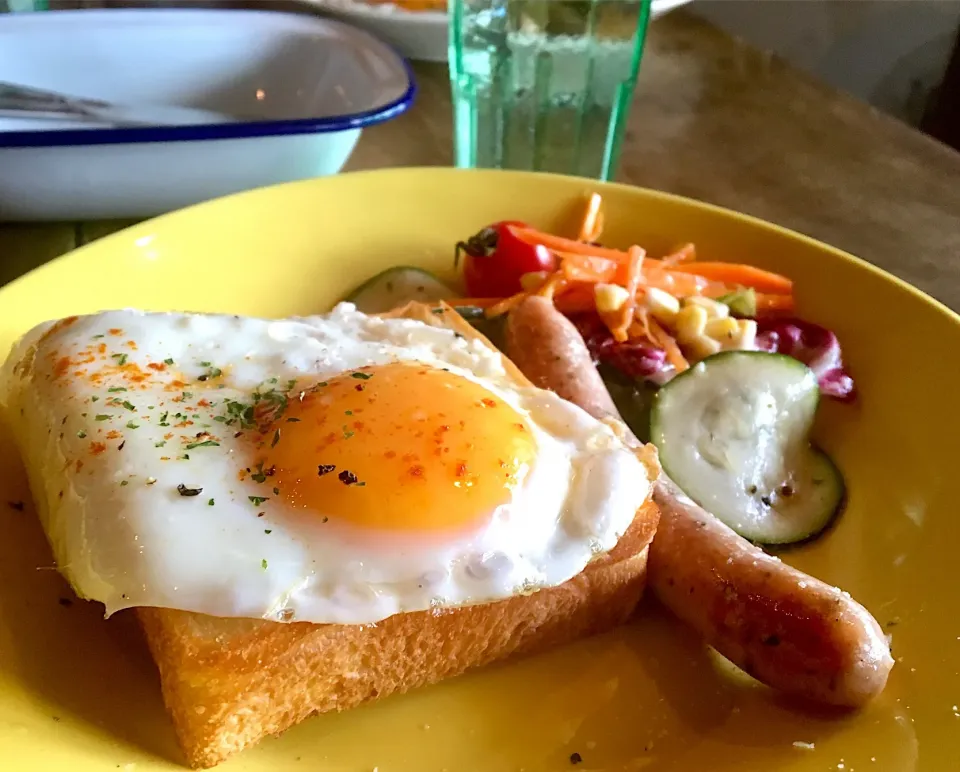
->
xmin=0 ymin=11 xmax=418 ymax=149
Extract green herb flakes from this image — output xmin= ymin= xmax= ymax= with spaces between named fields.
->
xmin=224 ymin=399 xmax=255 ymax=429
xmin=185 ymin=440 xmax=220 ymax=450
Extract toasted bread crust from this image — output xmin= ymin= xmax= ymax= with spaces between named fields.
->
xmin=139 ymin=499 xmax=657 ymax=768
xmin=137 ymin=302 xmax=660 ymax=767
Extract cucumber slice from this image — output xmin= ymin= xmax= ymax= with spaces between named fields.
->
xmin=650 ymin=351 xmax=845 ymax=545
xmin=716 ymin=287 xmax=757 ymax=318
xmin=343 ymin=271 xmax=505 ymax=346
xmin=344 ymin=267 xmax=454 ymax=314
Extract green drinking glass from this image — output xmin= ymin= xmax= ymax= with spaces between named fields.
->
xmin=448 ymin=0 xmax=652 ymax=180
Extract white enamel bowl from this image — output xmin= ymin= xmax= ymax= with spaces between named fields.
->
xmin=0 ymin=9 xmax=415 ymax=221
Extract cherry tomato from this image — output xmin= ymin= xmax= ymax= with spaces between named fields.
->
xmin=455 ymin=221 xmax=557 ymax=297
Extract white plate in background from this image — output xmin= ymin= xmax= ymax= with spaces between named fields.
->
xmin=305 ymin=0 xmax=693 ymax=62
xmin=0 ymin=9 xmax=414 ymax=221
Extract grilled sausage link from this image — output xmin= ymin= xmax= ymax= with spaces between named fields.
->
xmin=504 ymin=296 xmax=893 ymax=707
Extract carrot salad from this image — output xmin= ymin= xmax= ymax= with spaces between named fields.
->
xmin=451 ymin=194 xmax=853 ymax=400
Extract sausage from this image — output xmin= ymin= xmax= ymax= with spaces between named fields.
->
xmin=504 ymin=297 xmax=621 ymax=421
xmin=650 ymin=477 xmax=892 ymax=707
xmin=504 ymin=296 xmax=893 ymax=707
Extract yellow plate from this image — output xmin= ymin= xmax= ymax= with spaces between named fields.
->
xmin=1 ymin=168 xmax=957 ymax=771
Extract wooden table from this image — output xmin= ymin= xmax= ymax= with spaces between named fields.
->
xmin=3 ymin=11 xmax=960 ymax=308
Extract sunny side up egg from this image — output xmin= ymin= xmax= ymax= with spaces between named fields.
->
xmin=0 ymin=305 xmax=651 ymax=625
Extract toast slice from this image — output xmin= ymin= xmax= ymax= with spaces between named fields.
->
xmin=137 ymin=302 xmax=661 ymax=768
xmin=138 ymin=500 xmax=657 ymax=768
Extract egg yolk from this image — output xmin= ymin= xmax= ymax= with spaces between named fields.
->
xmin=262 ymin=363 xmax=536 ymax=532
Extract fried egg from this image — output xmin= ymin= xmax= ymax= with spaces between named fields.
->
xmin=0 ymin=304 xmax=651 ymax=624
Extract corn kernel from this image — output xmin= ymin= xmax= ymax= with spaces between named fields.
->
xmin=705 ymin=316 xmax=740 ymax=343
xmin=644 ymin=287 xmax=680 ymax=324
xmin=686 ymin=335 xmax=722 ymax=360
xmin=685 ymin=295 xmax=729 ymax=320
xmin=734 ymin=319 xmax=758 ymax=350
xmin=675 ymin=304 xmax=708 ymax=343
xmin=595 ymin=283 xmax=631 ymax=313
xmin=520 ymin=271 xmax=549 ymax=291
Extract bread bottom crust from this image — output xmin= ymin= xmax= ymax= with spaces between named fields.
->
xmin=137 ymin=501 xmax=657 ymax=769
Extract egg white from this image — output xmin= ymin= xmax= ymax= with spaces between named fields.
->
xmin=0 ymin=305 xmax=651 ymax=624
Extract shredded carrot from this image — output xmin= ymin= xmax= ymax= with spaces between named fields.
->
xmin=596 ymin=310 xmax=620 ymax=341
xmin=648 ymin=316 xmax=689 ymax=372
xmin=756 ymin=293 xmax=795 ymax=314
xmin=484 ymin=270 xmax=570 ymax=317
xmin=701 ymin=281 xmax=747 ymax=299
xmin=640 ymin=267 xmax=715 ymax=298
xmin=577 ymin=193 xmax=603 ymax=242
xmin=562 ymin=254 xmax=619 ymax=284
xmin=515 ymin=228 xmax=630 ymax=263
xmin=587 ymin=210 xmax=605 ymax=243
xmin=662 ymin=243 xmax=696 ymax=266
xmin=609 ymin=246 xmax=645 ymax=342
xmin=553 ymin=286 xmax=597 ymax=314
xmin=520 ymin=271 xmax=551 ymax=292
xmin=536 ymin=272 xmax=566 ymax=300
xmin=672 ymin=262 xmax=793 ymax=295
xmin=485 ymin=291 xmax=529 ymax=318
xmin=629 ymin=306 xmax=653 ymax=343
xmin=553 ymin=250 xmax=717 ymax=297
